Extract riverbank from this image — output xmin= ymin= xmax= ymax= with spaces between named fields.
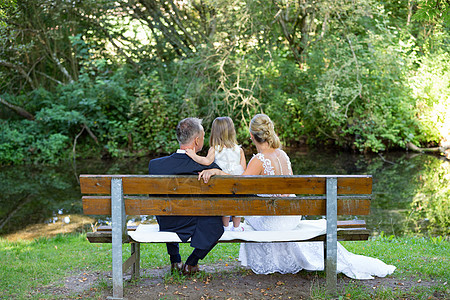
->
xmin=1 ymin=233 xmax=448 ymax=299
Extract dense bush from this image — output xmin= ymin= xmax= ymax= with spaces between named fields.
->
xmin=408 ymin=52 xmax=450 ymax=144
xmin=0 ymin=119 xmax=68 ymax=164
xmin=0 ymin=0 xmax=449 ymax=165
xmin=1 ymin=44 xmax=448 ymax=164
xmin=0 ymin=66 xmax=186 ymax=164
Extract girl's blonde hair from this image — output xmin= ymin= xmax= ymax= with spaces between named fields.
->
xmin=250 ymin=114 xmax=281 ymax=149
xmin=210 ymin=117 xmax=238 ymax=151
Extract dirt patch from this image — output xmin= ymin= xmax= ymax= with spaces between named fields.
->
xmin=34 ymin=261 xmax=448 ymax=299
xmin=33 ymin=271 xmax=101 ymax=298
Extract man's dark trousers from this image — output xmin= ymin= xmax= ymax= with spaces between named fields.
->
xmin=148 ymin=152 xmax=224 ymax=264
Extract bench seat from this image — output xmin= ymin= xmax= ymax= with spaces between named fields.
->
xmin=86 ymin=220 xmax=369 ymax=243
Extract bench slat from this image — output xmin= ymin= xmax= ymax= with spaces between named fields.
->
xmin=85 ymin=229 xmax=369 ymax=244
xmin=333 ymin=220 xmax=366 ymax=228
xmin=83 ymin=196 xmax=371 ymax=216
xmin=80 ymin=175 xmax=372 ymax=195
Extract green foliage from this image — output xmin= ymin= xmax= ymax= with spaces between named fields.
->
xmin=431 ymin=235 xmax=445 ymax=245
xmin=408 ymin=52 xmax=450 ymax=144
xmin=0 ymin=0 xmax=16 ymax=27
xmin=376 ymin=231 xmax=396 ymax=242
xmin=0 ymin=0 xmax=124 ymax=92
xmin=289 ymin=7 xmax=422 ymax=152
xmin=0 ymin=120 xmax=33 ymax=164
xmin=1 ymin=0 xmax=449 ymax=164
xmin=413 ymin=0 xmax=450 ymax=26
xmin=129 ymin=71 xmax=183 ymax=154
xmin=0 ymin=63 xmax=189 ymax=164
xmin=0 ymin=119 xmax=69 ymax=164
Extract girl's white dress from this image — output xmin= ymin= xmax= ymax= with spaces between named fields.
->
xmin=214 ymin=145 xmax=244 ymax=175
xmin=238 ymin=150 xmax=396 ymax=279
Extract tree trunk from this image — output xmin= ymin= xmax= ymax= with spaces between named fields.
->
xmin=406 ymin=142 xmax=450 ymax=154
xmin=0 ymin=60 xmax=36 ymax=89
xmin=0 ymin=97 xmax=35 ymax=120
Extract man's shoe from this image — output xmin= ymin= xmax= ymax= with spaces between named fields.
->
xmin=171 ymin=262 xmax=183 ymax=273
xmin=182 ymin=264 xmax=200 ymax=275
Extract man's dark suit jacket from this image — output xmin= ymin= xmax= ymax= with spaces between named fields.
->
xmin=148 ymin=152 xmax=224 ymax=250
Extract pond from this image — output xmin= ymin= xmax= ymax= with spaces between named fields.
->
xmin=1 ymin=149 xmax=449 ymax=239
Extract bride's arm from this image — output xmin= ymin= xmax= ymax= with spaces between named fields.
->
xmin=197 ymin=168 xmax=228 ymax=183
xmin=199 ymin=156 xmax=263 ymax=183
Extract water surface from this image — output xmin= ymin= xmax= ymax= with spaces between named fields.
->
xmin=1 ymin=150 xmax=448 ymax=237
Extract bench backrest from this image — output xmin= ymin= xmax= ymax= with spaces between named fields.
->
xmin=81 ymin=175 xmax=372 ymax=216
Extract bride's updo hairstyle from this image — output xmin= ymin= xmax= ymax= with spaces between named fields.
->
xmin=250 ymin=114 xmax=281 ymax=149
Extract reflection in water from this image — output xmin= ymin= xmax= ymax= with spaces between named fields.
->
xmin=407 ymin=158 xmax=450 ymax=236
xmin=285 ymin=149 xmax=449 ymax=237
xmin=0 ymin=151 xmax=448 ymax=238
xmin=0 ymin=165 xmax=78 ymax=235
xmin=0 ymin=157 xmax=148 ymax=237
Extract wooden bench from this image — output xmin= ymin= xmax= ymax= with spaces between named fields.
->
xmin=81 ymin=174 xmax=372 ymax=299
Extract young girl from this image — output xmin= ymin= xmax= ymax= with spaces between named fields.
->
xmin=186 ymin=116 xmax=246 ymax=231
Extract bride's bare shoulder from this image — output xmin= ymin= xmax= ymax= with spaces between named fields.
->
xmin=243 ymin=155 xmax=264 ymax=175
xmin=272 ymin=148 xmax=287 ymax=158
xmin=248 ymin=154 xmax=264 ymax=165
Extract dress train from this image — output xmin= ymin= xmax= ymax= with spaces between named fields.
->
xmin=238 ymin=216 xmax=396 ymax=279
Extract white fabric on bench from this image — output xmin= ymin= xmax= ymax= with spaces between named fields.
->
xmin=129 ymin=219 xmax=327 ymax=243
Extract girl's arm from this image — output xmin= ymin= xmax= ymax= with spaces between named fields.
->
xmin=239 ymin=147 xmax=247 ymax=171
xmin=186 ymin=147 xmax=215 ymax=165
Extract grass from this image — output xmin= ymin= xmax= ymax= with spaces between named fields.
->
xmin=343 ymin=234 xmax=450 ymax=281
xmin=0 ymin=234 xmax=111 ymax=299
xmin=0 ymin=233 xmax=449 ymax=299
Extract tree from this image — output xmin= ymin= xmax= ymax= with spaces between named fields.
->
xmin=413 ymin=0 xmax=450 ymax=26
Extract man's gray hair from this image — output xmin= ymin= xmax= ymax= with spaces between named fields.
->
xmin=176 ymin=117 xmax=203 ymax=145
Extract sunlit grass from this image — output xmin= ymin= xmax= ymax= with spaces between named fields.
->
xmin=0 ymin=234 xmax=240 ymax=299
xmin=342 ymin=234 xmax=450 ymax=281
xmin=0 ymin=234 xmax=113 ymax=299
xmin=0 ymin=233 xmax=449 ymax=299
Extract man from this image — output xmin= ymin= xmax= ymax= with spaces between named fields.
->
xmin=148 ymin=117 xmax=224 ymax=275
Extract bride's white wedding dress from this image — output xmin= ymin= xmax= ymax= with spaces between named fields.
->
xmin=238 ymin=150 xmax=396 ymax=279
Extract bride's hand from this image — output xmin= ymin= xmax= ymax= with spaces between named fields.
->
xmin=198 ymin=168 xmax=221 ymax=183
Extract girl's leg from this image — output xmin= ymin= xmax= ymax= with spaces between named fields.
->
xmin=232 ymin=216 xmax=241 ymax=227
xmin=222 ymin=216 xmax=231 ymax=227
xmin=232 ymin=216 xmax=244 ymax=231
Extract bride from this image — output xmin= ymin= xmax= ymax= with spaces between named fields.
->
xmin=199 ymin=114 xmax=396 ymax=279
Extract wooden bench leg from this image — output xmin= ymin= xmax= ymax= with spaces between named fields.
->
xmin=122 ymin=243 xmax=140 ymax=280
xmin=326 ymin=177 xmax=338 ymax=295
xmin=109 ymin=178 xmax=126 ymax=300
xmin=131 ymin=243 xmax=140 ymax=280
